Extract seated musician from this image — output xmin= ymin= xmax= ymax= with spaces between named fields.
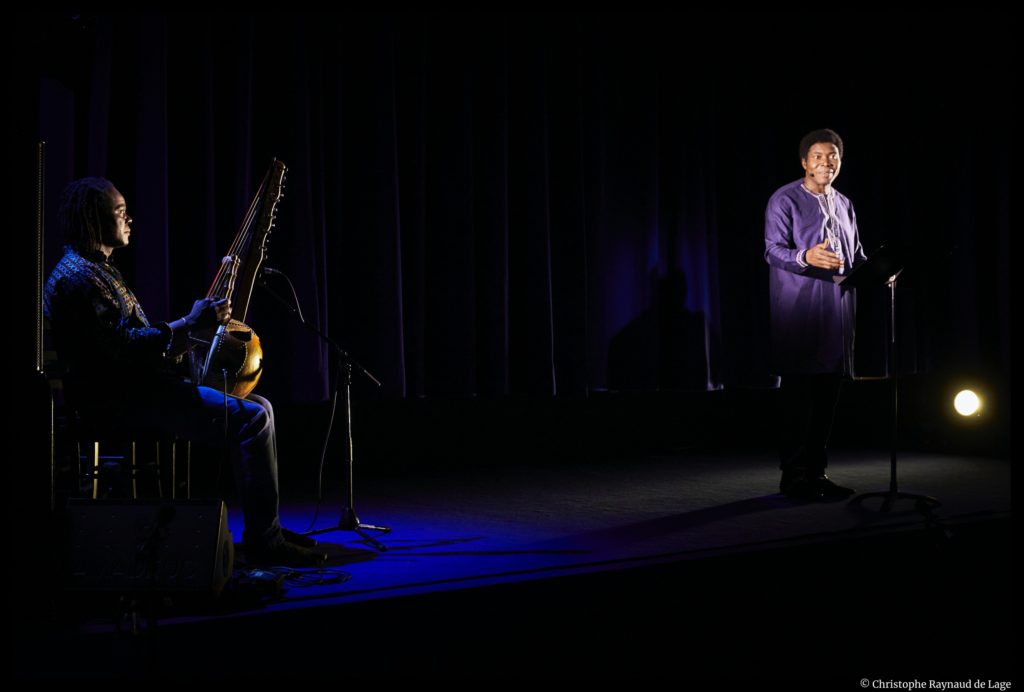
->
xmin=44 ymin=177 xmax=326 ymax=567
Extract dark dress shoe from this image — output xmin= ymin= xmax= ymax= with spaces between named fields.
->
xmin=281 ymin=527 xmax=318 ymax=548
xmin=811 ymin=475 xmax=855 ymax=498
xmin=780 ymin=471 xmax=823 ymax=500
xmin=245 ymin=540 xmax=327 ymax=567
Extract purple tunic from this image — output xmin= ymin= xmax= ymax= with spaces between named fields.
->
xmin=765 ymin=179 xmax=866 ymax=375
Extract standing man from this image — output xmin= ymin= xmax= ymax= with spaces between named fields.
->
xmin=765 ymin=129 xmax=866 ymax=500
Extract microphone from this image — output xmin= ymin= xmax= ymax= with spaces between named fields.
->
xmin=257 ymin=265 xmax=283 ymax=287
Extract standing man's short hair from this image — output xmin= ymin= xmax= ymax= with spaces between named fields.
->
xmin=799 ymin=129 xmax=844 ymax=160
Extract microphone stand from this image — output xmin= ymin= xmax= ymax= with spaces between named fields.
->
xmin=258 ymin=269 xmax=390 ymax=551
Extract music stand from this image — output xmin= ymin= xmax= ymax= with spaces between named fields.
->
xmin=835 ymin=245 xmax=940 ymax=512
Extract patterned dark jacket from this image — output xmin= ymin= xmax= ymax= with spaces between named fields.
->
xmin=44 ymin=247 xmax=177 ymax=402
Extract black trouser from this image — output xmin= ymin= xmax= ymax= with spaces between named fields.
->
xmin=778 ymin=373 xmax=843 ymax=475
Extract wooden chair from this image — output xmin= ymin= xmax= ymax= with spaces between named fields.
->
xmin=43 ymin=320 xmax=191 ymax=503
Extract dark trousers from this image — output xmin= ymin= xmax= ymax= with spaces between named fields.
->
xmin=778 ymin=373 xmax=843 ymax=475
xmin=79 ymin=384 xmax=283 ymax=549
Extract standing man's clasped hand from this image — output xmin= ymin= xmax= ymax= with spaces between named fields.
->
xmin=805 ymin=239 xmax=842 ymax=270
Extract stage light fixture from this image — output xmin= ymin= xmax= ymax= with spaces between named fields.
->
xmin=953 ymin=389 xmax=982 ymax=417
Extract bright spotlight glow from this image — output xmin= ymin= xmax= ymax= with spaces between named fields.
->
xmin=954 ymin=390 xmax=981 ymax=416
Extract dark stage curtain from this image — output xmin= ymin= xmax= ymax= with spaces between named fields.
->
xmin=23 ymin=12 xmax=1012 ymax=404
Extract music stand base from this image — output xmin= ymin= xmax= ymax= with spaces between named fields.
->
xmin=853 ymin=490 xmax=941 ymax=513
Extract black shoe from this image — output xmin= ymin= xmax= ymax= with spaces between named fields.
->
xmin=780 ymin=471 xmax=823 ymax=500
xmin=281 ymin=528 xmax=318 ymax=549
xmin=811 ymin=475 xmax=855 ymax=498
xmin=245 ymin=540 xmax=327 ymax=567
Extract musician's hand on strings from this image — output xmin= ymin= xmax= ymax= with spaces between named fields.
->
xmin=185 ymin=297 xmax=232 ymax=329
xmin=212 ymin=298 xmax=232 ymax=324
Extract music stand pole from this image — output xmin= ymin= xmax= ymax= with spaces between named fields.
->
xmin=842 ymin=248 xmax=940 ymax=513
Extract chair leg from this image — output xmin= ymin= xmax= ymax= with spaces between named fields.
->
xmin=131 ymin=441 xmax=139 ymax=500
xmin=170 ymin=439 xmax=192 ymax=499
xmin=171 ymin=439 xmax=193 ymax=499
xmin=78 ymin=436 xmax=186 ymax=500
xmin=170 ymin=440 xmax=177 ymax=499
xmin=155 ymin=440 xmax=164 ymax=498
xmin=91 ymin=441 xmax=100 ymax=500
xmin=185 ymin=441 xmax=191 ymax=499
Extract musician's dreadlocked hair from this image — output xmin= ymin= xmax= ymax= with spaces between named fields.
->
xmin=58 ymin=177 xmax=115 ymax=251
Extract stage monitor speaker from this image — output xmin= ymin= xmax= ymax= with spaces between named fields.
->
xmin=66 ymin=499 xmax=234 ymax=595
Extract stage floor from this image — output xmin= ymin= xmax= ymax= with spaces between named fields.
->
xmin=19 ymin=448 xmax=1013 ymax=681
xmin=224 ymin=449 xmax=1010 ymax=610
